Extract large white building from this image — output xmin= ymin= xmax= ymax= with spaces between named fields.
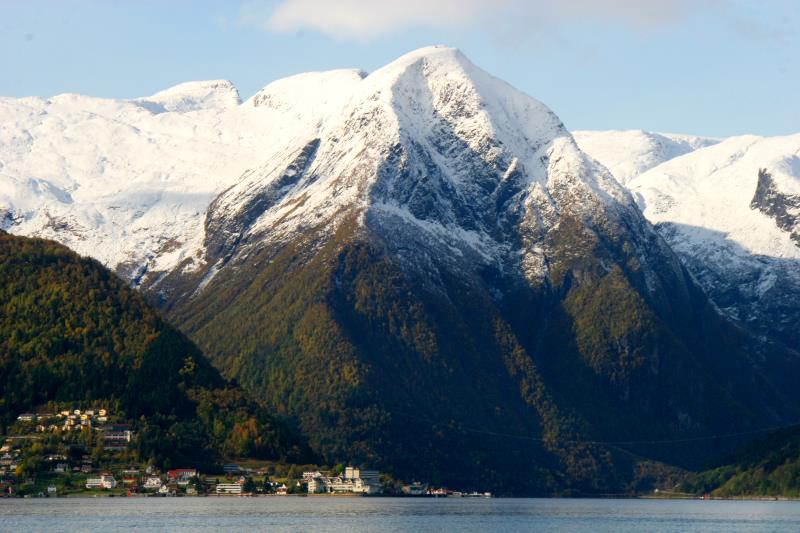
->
xmin=85 ymin=474 xmax=117 ymax=489
xmin=215 ymin=482 xmax=242 ymax=494
xmin=311 ymin=466 xmax=381 ymax=495
xmin=103 ymin=427 xmax=134 ymax=451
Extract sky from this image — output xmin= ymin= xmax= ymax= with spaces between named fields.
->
xmin=1 ymin=0 xmax=798 ymax=137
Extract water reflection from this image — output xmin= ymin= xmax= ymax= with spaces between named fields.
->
xmin=1 ymin=497 xmax=799 ymax=532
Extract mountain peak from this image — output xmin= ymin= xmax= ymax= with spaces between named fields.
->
xmin=200 ymin=46 xmax=631 ymax=289
xmin=361 ymin=45 xmax=483 ymax=91
xmin=1 ymin=45 xmax=619 ymax=289
xmin=370 ymin=44 xmax=466 ymax=71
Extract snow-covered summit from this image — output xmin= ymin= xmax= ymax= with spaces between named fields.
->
xmin=202 ymin=45 xmax=639 ymax=289
xmin=0 ymin=46 xmax=653 ymax=294
xmin=138 ymin=79 xmax=241 ymax=112
xmin=247 ymin=69 xmax=365 ymax=124
xmin=630 ymin=134 xmax=800 ymax=259
xmin=573 ymin=129 xmax=719 ymax=185
xmin=0 ymin=77 xmax=281 ymax=278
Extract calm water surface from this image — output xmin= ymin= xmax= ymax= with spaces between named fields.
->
xmin=1 ymin=497 xmax=799 ymax=532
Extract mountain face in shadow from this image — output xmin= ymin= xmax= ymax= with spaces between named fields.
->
xmin=654 ymin=220 xmax=800 ymax=352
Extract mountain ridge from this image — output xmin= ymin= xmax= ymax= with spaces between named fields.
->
xmin=573 ymin=129 xmax=719 ymax=185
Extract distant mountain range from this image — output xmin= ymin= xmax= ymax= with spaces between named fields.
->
xmin=2 ymin=46 xmax=799 ymax=494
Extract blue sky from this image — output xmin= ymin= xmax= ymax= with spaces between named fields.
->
xmin=1 ymin=0 xmax=797 ymax=137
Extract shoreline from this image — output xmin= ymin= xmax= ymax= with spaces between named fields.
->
xmin=4 ymin=493 xmax=800 ymax=502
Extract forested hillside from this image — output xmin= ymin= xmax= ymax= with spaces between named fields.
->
xmin=681 ymin=426 xmax=800 ymax=497
xmin=0 ymin=230 xmax=310 ymax=468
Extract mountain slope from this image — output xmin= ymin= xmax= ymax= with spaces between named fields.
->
xmin=624 ymin=134 xmax=800 ymax=351
xmin=0 ymin=230 xmax=221 ymax=423
xmin=156 ymin=48 xmax=800 ymax=492
xmin=681 ymin=425 xmax=800 ymax=497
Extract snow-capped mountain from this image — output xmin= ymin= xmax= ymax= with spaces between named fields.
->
xmin=198 ymin=46 xmax=635 ymax=290
xmin=0 ymin=72 xmax=365 ymax=283
xmin=0 ymin=46 xmax=629 ymax=291
xmin=577 ymin=130 xmax=800 ymax=350
xmin=163 ymin=47 xmax=797 ymax=488
xmin=2 ymin=46 xmax=798 ymax=492
xmin=631 ymin=135 xmax=800 ymax=349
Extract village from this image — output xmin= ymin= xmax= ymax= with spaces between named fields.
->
xmin=1 ymin=408 xmax=491 ymax=498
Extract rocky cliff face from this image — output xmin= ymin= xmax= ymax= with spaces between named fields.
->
xmin=751 ymin=168 xmax=800 ymax=246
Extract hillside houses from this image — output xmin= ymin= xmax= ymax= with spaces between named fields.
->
xmin=14 ymin=406 xmax=136 ymax=451
xmin=16 ymin=408 xmax=114 ymax=433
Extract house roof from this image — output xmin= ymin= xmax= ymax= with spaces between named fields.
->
xmin=167 ymin=469 xmax=197 ymax=476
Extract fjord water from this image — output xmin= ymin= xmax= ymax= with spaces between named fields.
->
xmin=1 ymin=498 xmax=799 ymax=532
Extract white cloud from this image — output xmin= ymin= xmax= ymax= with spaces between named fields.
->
xmin=262 ymin=0 xmax=505 ymax=40
xmin=256 ymin=0 xmax=712 ymax=40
